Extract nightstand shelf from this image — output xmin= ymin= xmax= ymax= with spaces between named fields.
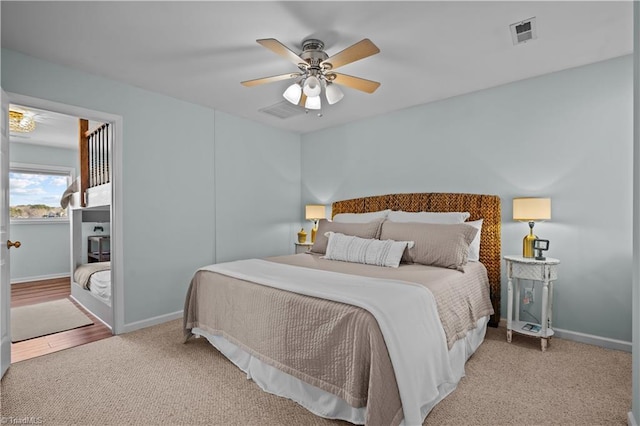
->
xmin=510 ymin=319 xmax=555 ymax=339
xmin=504 ymin=255 xmax=559 ymax=352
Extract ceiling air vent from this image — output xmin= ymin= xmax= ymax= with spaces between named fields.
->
xmin=510 ymin=17 xmax=537 ymax=45
xmin=259 ymin=101 xmax=305 ymax=119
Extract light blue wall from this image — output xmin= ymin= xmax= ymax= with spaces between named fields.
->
xmin=9 ymin=143 xmax=77 ymax=282
xmin=2 ymin=49 xmax=218 ymax=324
xmin=214 ymin=111 xmax=301 ymax=263
xmin=10 ymin=222 xmax=70 ymax=282
xmin=302 ymin=55 xmax=633 ymax=343
xmin=11 ymin=143 xmax=78 ymax=170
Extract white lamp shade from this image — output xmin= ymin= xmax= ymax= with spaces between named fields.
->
xmin=513 ymin=198 xmax=551 ymax=221
xmin=305 ymin=204 xmax=326 ymax=220
xmin=303 ymin=76 xmax=321 ymax=97
xmin=305 ymin=95 xmax=321 ymax=110
xmin=325 ymin=83 xmax=344 ymax=105
xmin=283 ymin=83 xmax=302 ymax=104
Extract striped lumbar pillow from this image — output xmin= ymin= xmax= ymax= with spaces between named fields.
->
xmin=322 ymin=232 xmax=414 ymax=268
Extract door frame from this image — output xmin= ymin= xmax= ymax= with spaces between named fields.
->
xmin=7 ymin=92 xmax=125 ymax=334
xmin=1 ymin=88 xmax=11 ymax=377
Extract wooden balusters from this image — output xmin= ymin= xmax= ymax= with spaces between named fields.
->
xmin=79 ymin=119 xmax=89 ymax=207
xmin=79 ymin=119 xmax=111 ymax=207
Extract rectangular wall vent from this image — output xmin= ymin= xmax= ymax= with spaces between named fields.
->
xmin=510 ymin=17 xmax=537 ymax=45
xmin=259 ymin=101 xmax=305 ymax=119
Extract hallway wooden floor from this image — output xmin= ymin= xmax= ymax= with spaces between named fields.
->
xmin=10 ymin=277 xmax=112 ymax=363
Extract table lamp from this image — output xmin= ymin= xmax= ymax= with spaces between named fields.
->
xmin=513 ymin=197 xmax=551 ymax=258
xmin=305 ymin=204 xmax=326 ymax=243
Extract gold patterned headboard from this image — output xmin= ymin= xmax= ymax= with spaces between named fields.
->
xmin=332 ymin=192 xmax=502 ymax=327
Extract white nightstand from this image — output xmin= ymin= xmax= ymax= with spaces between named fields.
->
xmin=504 ymin=255 xmax=560 ymax=352
xmin=294 ymin=242 xmax=313 ymax=254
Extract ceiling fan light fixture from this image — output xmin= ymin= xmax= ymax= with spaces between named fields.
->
xmin=303 ymin=76 xmax=321 ymax=97
xmin=305 ymin=95 xmax=321 ymax=110
xmin=325 ymin=83 xmax=344 ymax=105
xmin=283 ymin=83 xmax=302 ymax=105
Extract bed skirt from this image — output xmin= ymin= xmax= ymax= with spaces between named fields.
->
xmin=192 ymin=315 xmax=489 ymax=425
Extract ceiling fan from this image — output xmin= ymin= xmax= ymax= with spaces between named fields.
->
xmin=241 ymin=38 xmax=381 ymax=110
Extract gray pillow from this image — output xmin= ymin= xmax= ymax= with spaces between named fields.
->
xmin=379 ymin=221 xmax=478 ymax=271
xmin=310 ymin=219 xmax=384 ymax=255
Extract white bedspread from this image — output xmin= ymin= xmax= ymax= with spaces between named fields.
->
xmin=200 ymin=259 xmax=455 ymax=426
xmin=89 ymin=270 xmax=111 ymax=306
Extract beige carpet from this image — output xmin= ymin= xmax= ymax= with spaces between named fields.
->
xmin=1 ymin=319 xmax=631 ymax=425
xmin=10 ymin=299 xmax=93 ymax=342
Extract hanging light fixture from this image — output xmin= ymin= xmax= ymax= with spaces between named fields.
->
xmin=9 ymin=110 xmax=36 ymax=133
xmin=282 ymin=83 xmax=302 ymax=104
xmin=325 ymin=82 xmax=344 ymax=105
xmin=302 ymin=75 xmax=321 ymax=97
xmin=305 ymin=95 xmax=321 ymax=110
xmin=278 ymin=41 xmax=349 ymax=111
xmin=283 ymin=75 xmax=343 ymax=110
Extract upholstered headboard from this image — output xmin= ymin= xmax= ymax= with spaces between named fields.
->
xmin=332 ymin=192 xmax=501 ymax=327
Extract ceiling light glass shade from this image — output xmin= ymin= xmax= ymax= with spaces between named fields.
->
xmin=9 ymin=110 xmax=36 ymax=133
xmin=305 ymin=95 xmax=321 ymax=110
xmin=303 ymin=76 xmax=321 ymax=97
xmin=282 ymin=83 xmax=302 ymax=105
xmin=325 ymin=83 xmax=344 ymax=105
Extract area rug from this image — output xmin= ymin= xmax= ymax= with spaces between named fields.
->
xmin=11 ymin=299 xmax=93 ymax=342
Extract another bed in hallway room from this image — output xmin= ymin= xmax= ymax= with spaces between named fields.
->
xmin=183 ymin=192 xmax=501 ymax=426
xmin=71 ymin=261 xmax=113 ymax=328
xmin=73 ymin=261 xmax=111 ymax=307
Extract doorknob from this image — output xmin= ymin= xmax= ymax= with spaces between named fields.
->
xmin=7 ymin=240 xmax=21 ymax=249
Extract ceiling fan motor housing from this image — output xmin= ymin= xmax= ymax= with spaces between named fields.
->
xmin=300 ymin=39 xmax=329 ymax=70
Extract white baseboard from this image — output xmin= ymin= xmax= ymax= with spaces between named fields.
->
xmin=629 ymin=411 xmax=638 ymax=426
xmin=69 ymin=295 xmax=113 ymax=330
xmin=122 ymin=310 xmax=183 ymax=334
xmin=11 ymin=273 xmax=70 ymax=284
xmin=498 ymin=318 xmax=631 ymax=352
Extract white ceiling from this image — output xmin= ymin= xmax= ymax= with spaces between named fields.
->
xmin=9 ymin=104 xmax=101 ymax=150
xmin=1 ymin=1 xmax=633 ymax=139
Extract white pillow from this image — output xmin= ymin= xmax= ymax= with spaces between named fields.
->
xmin=332 ymin=209 xmax=391 ymax=223
xmin=386 ymin=210 xmax=470 ymax=224
xmin=322 ymin=232 xmax=414 ymax=268
xmin=466 ymin=219 xmax=483 ymax=262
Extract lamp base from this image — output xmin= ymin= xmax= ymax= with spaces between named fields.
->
xmin=523 ymin=233 xmax=537 ymax=258
xmin=311 ymin=227 xmax=317 ymax=243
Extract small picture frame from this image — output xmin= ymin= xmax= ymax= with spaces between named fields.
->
xmin=533 ymin=239 xmax=549 ymax=260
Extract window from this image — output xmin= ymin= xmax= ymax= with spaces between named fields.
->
xmin=10 ymin=163 xmax=74 ymax=223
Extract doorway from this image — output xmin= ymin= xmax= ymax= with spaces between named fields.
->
xmin=4 ymin=93 xmax=124 ymax=364
xmin=8 ymin=104 xmax=113 ymax=361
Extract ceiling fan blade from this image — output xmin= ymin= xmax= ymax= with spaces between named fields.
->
xmin=332 ymin=73 xmax=381 ymax=94
xmin=321 ymin=39 xmax=380 ymax=70
xmin=241 ymin=72 xmax=301 ymax=87
xmin=299 ymin=93 xmax=307 ymax=107
xmin=257 ymin=38 xmax=307 ymax=67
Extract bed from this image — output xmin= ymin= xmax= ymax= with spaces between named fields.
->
xmin=71 ymin=262 xmax=112 ymax=328
xmin=184 ymin=192 xmax=501 ymax=426
xmin=74 ymin=262 xmax=111 ymax=307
